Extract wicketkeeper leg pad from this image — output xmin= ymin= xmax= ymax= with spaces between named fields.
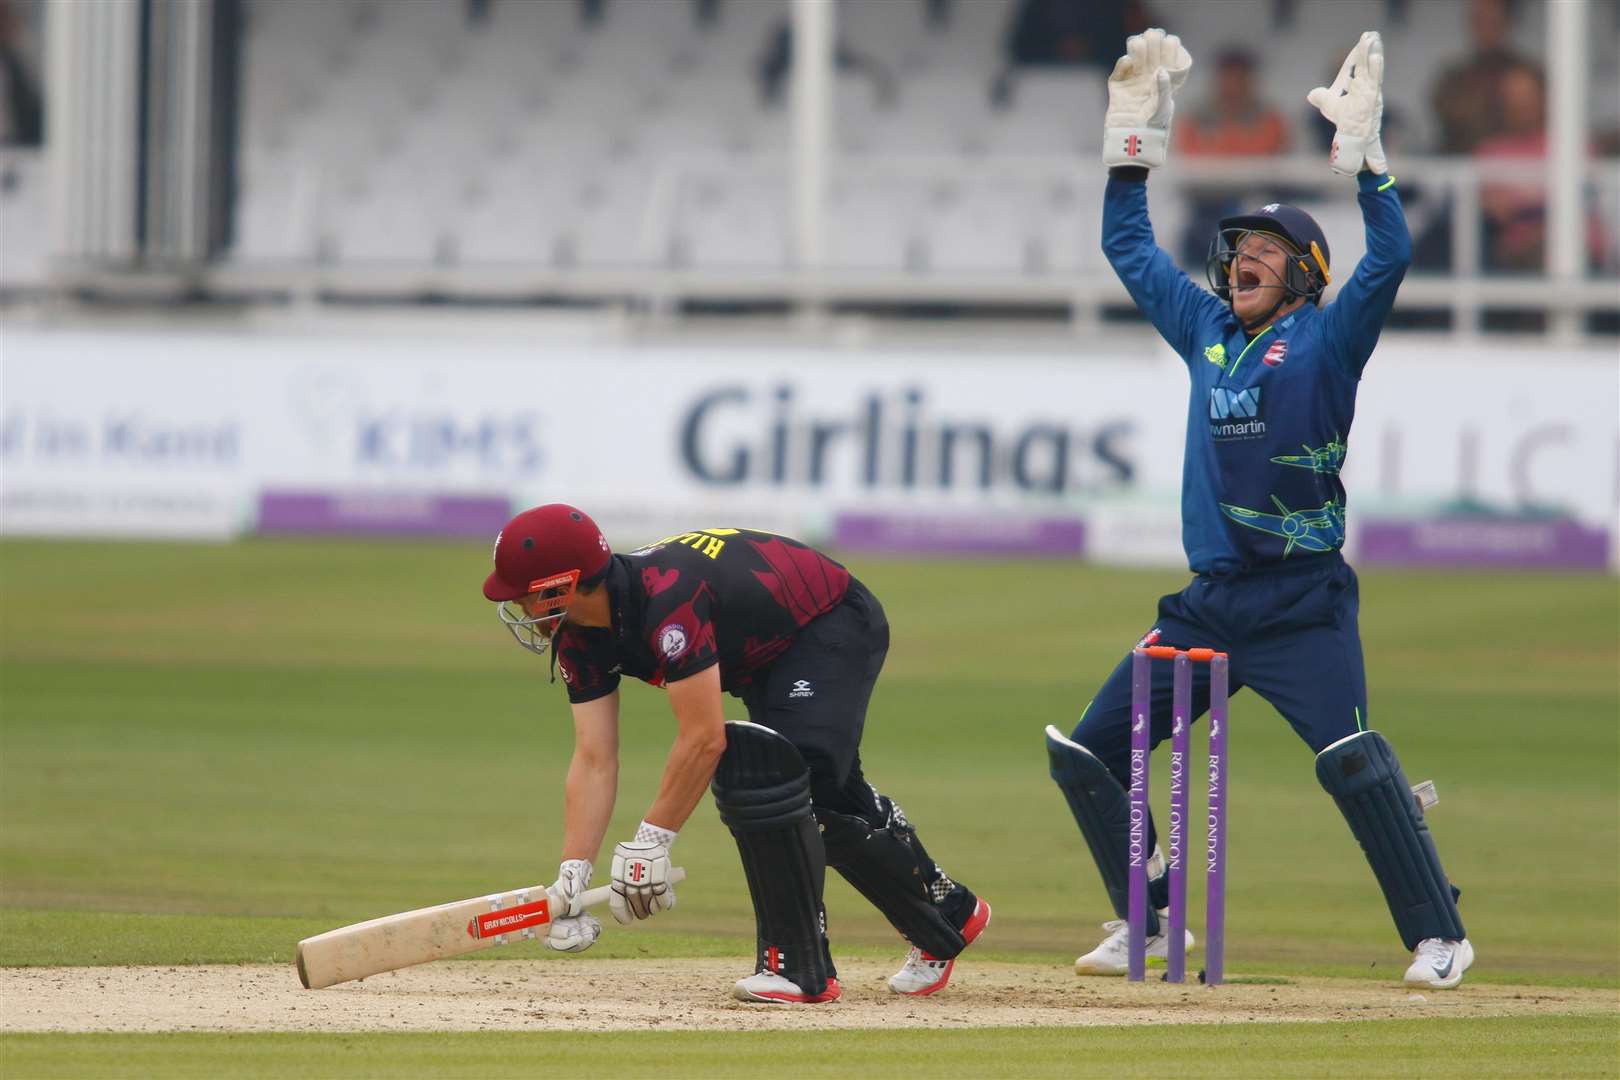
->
xmin=1045 ymin=725 xmax=1165 ymax=935
xmin=819 ymin=789 xmax=973 ymax=959
xmin=711 ymin=721 xmax=836 ymax=994
xmin=1316 ymin=730 xmax=1466 ymax=950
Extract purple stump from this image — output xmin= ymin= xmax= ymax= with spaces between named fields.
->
xmin=1127 ymin=648 xmax=1152 ymax=982
xmin=1205 ymin=653 xmax=1230 ymax=986
xmin=1166 ymin=652 xmax=1192 ymax=983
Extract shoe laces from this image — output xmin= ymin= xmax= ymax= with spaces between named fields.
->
xmin=1413 ymin=938 xmax=1453 ymax=963
xmin=900 ymin=946 xmax=949 ymax=974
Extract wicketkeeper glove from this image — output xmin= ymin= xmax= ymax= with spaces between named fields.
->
xmin=1307 ymin=31 xmax=1387 ymax=176
xmin=1102 ymin=27 xmax=1193 ymax=169
xmin=609 ymin=840 xmax=676 ymax=924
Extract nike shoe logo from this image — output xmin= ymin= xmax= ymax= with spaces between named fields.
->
xmin=1431 ymin=954 xmax=1455 ymax=979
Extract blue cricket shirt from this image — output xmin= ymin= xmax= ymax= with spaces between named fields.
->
xmin=1101 ymin=170 xmax=1412 ymax=574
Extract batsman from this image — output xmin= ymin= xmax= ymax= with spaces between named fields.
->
xmin=482 ymin=506 xmax=991 ymax=1003
xmin=1046 ymin=28 xmax=1474 ymax=988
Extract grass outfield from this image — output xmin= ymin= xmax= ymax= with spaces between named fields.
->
xmin=4 ymin=1016 xmax=1620 ymax=1079
xmin=1 ymin=539 xmax=1617 ymax=1074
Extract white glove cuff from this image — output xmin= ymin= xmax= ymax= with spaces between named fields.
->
xmin=1103 ymin=126 xmax=1169 ymax=169
xmin=1329 ymin=132 xmax=1369 ymax=176
xmin=635 ymin=820 xmax=678 ymax=848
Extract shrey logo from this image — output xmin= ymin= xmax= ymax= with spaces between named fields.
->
xmin=658 ymin=625 xmax=689 ymax=658
xmin=789 ymin=679 xmax=814 ymax=699
xmin=1262 ymin=340 xmax=1289 ymax=367
xmin=1261 ymin=202 xmax=1280 ymax=213
xmin=1209 ymin=387 xmax=1261 ymax=420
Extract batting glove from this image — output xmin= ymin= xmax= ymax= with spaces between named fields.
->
xmin=1307 ymin=31 xmax=1387 ymax=176
xmin=609 ymin=840 xmax=676 ymax=924
xmin=550 ymin=858 xmax=593 ymax=917
xmin=544 ymin=913 xmax=602 ymax=953
xmin=1102 ymin=27 xmax=1193 ymax=169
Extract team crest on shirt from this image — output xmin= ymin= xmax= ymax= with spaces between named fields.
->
xmin=1137 ymin=627 xmax=1162 ymax=648
xmin=1262 ymin=340 xmax=1289 ymax=367
xmin=658 ymin=624 xmax=689 ymax=658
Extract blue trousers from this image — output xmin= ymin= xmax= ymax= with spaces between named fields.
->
xmin=1070 ymin=552 xmax=1367 ymax=781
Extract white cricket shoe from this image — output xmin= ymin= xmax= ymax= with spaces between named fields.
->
xmin=1073 ymin=916 xmax=1196 ymax=975
xmin=732 ymin=970 xmax=841 ymax=1004
xmin=887 ymin=897 xmax=993 ymax=996
xmin=1403 ymin=937 xmax=1474 ymax=989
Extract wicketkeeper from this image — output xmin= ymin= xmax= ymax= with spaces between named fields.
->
xmin=1046 ymin=28 xmax=1475 ymax=988
xmin=483 ymin=505 xmax=991 ymax=1003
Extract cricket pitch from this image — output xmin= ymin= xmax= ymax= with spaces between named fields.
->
xmin=2 ymin=960 xmax=1613 ymax=1033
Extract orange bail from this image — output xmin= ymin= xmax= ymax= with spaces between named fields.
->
xmin=1136 ymin=645 xmax=1229 ymax=663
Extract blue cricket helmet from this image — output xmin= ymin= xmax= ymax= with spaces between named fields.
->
xmin=1206 ymin=203 xmax=1333 ymax=306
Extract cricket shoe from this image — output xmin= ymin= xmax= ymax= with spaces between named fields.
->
xmin=1403 ymin=937 xmax=1474 ymax=989
xmin=887 ymin=897 xmax=993 ymax=996
xmin=1073 ymin=916 xmax=1195 ymax=975
xmin=732 ymin=971 xmax=842 ymax=1004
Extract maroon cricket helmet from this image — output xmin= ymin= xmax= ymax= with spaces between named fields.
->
xmin=482 ymin=504 xmax=612 ymax=603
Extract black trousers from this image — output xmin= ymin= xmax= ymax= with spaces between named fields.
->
xmin=740 ymin=577 xmax=888 ymax=820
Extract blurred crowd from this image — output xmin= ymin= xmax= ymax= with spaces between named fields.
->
xmin=989 ymin=0 xmax=1612 ymax=273
xmin=5 ymin=0 xmax=1616 ymax=277
xmin=0 ymin=0 xmax=42 ymax=148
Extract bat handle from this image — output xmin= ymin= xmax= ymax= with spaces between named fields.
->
xmin=574 ymin=866 xmax=688 ymax=912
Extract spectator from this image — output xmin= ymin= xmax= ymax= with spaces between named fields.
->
xmin=1429 ymin=0 xmax=1532 ymax=155
xmin=0 ymin=0 xmax=43 ymax=147
xmin=1005 ymin=0 xmax=1151 ymax=71
xmin=758 ymin=18 xmax=896 ymax=108
xmin=1475 ymin=63 xmax=1608 ymax=272
xmin=1177 ymin=48 xmax=1288 ymax=156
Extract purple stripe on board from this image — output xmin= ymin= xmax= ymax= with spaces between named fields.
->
xmin=257 ymin=491 xmax=510 ymax=538
xmin=833 ymin=512 xmax=1085 ymax=556
xmin=1358 ymin=518 xmax=1609 ymax=569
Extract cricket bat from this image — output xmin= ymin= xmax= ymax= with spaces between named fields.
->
xmin=296 ymin=867 xmax=687 ymax=989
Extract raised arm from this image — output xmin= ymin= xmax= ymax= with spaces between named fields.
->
xmin=1100 ymin=29 xmax=1227 ymax=358
xmin=1318 ymin=173 xmax=1412 ymax=376
xmin=1103 ymin=170 xmax=1229 ymax=359
xmin=1307 ymin=31 xmax=1413 ymax=376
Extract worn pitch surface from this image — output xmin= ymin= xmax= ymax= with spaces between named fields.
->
xmin=3 ymin=960 xmax=1614 ymax=1034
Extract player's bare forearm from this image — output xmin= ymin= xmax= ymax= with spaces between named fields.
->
xmin=561 ymin=693 xmax=621 ymax=862
xmin=645 ymin=664 xmax=728 ymax=831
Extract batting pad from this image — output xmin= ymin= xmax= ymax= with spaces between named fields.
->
xmin=711 ymin=721 xmax=835 ymax=994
